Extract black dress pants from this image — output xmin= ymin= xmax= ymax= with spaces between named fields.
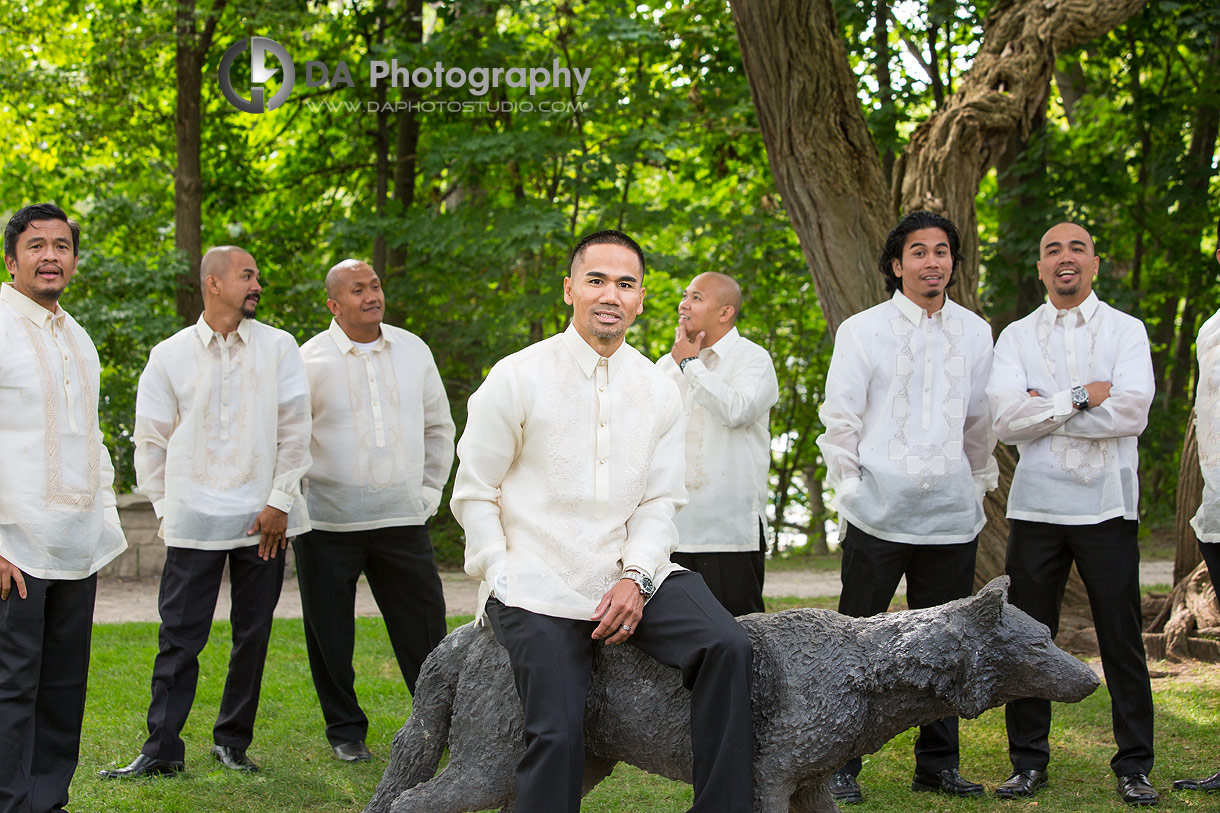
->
xmin=142 ymin=545 xmax=284 ymax=762
xmin=293 ymin=525 xmax=447 ymax=745
xmin=1198 ymin=540 xmax=1220 ymax=594
xmin=836 ymin=523 xmax=978 ymax=776
xmin=671 ymin=521 xmax=767 ymax=617
xmin=485 ymin=570 xmax=754 ymax=813
xmin=1004 ymin=518 xmax=1154 ymax=776
xmin=0 ymin=573 xmax=95 ymax=813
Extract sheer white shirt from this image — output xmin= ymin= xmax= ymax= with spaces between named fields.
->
xmin=0 ymin=284 xmax=127 ymax=578
xmin=657 ymin=327 xmax=778 ymax=552
xmin=452 ymin=325 xmax=687 ymax=621
xmin=988 ymin=293 xmax=1153 ymax=524
xmin=818 ymin=292 xmax=998 ymax=544
xmin=134 ymin=315 xmax=312 ymax=549
xmin=300 ymin=320 xmax=455 ymax=532
xmin=1192 ymin=309 xmax=1220 ymax=542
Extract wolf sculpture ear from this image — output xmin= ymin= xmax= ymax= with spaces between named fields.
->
xmin=969 ymin=576 xmax=1010 ymax=627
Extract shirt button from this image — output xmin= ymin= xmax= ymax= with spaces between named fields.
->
xmin=598 ymin=386 xmax=605 ymax=392
xmin=599 ymin=458 xmax=606 ymax=465
xmin=600 ymin=420 xmax=607 ymax=427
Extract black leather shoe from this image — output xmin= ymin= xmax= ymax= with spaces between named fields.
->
xmin=995 ymin=769 xmax=1049 ymax=799
xmin=211 ymin=744 xmax=259 ymax=772
xmin=97 ymin=753 xmax=184 ymax=780
xmin=332 ymin=740 xmax=372 ymax=762
xmin=828 ymin=772 xmax=863 ymax=804
xmin=1174 ymin=769 xmax=1220 ymax=792
xmin=912 ymin=767 xmax=984 ymax=796
xmin=1117 ymin=774 xmax=1159 ymax=806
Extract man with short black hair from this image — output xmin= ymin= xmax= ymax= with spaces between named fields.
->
xmin=296 ymin=259 xmax=454 ymax=762
xmin=453 ymin=229 xmax=754 ymax=813
xmin=988 ymin=222 xmax=1157 ymax=806
xmin=818 ymin=210 xmax=997 ymax=804
xmin=661 ymin=272 xmax=778 ymax=616
xmin=102 ymin=246 xmax=311 ymax=779
xmin=0 ymin=202 xmax=128 ymax=813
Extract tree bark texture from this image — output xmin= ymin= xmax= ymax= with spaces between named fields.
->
xmin=1175 ymin=409 xmax=1204 ymax=584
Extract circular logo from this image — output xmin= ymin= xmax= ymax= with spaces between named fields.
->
xmin=219 ymin=37 xmax=296 ymax=114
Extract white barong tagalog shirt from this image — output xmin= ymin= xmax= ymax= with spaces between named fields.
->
xmin=300 ymin=320 xmax=455 ymax=532
xmin=134 ymin=316 xmax=312 ymax=549
xmin=0 ymin=283 xmax=127 ymax=578
xmin=452 ymin=325 xmax=687 ymax=622
xmin=987 ymin=292 xmax=1153 ymax=525
xmin=1194 ymin=310 xmax=1220 ymax=542
xmin=818 ymin=292 xmax=998 ymax=544
xmin=657 ymin=327 xmax=778 ymax=552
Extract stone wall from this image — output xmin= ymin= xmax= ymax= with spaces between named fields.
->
xmin=104 ymin=493 xmax=295 ymax=579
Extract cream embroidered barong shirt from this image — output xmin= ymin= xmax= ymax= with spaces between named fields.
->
xmin=134 ymin=316 xmax=312 ymax=549
xmin=818 ymin=292 xmax=998 ymax=544
xmin=452 ymin=325 xmax=687 ymax=621
xmin=657 ymin=327 xmax=779 ymax=552
xmin=0 ymin=283 xmax=127 ymax=578
xmin=300 ymin=320 xmax=455 ymax=532
xmin=987 ymin=293 xmax=1153 ymax=524
xmin=1190 ymin=311 xmax=1220 ymax=542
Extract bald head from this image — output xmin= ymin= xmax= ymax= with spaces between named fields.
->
xmin=692 ymin=272 xmax=742 ymax=320
xmin=200 ymin=245 xmax=254 ymax=289
xmin=1037 ymin=222 xmax=1099 ymax=310
xmin=1039 ymin=222 xmax=1094 ymax=255
xmin=325 ymin=259 xmax=375 ymax=299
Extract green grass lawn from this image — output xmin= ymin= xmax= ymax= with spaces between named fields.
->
xmin=71 ymin=596 xmax=1220 ymax=811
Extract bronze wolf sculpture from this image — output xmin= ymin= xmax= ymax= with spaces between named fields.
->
xmin=366 ymin=577 xmax=1098 ymax=813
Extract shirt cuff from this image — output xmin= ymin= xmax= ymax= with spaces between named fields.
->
xmin=831 ymin=476 xmax=861 ymax=512
xmin=267 ymin=489 xmax=295 ymax=513
xmin=680 ymin=358 xmax=708 ymax=377
xmin=1052 ymin=388 xmax=1074 ymax=417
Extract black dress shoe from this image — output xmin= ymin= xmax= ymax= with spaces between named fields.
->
xmin=332 ymin=740 xmax=373 ymax=762
xmin=211 ymin=744 xmax=259 ymax=772
xmin=995 ymin=769 xmax=1049 ymax=799
xmin=97 ymin=753 xmax=184 ymax=780
xmin=1117 ymin=773 xmax=1159 ymax=806
xmin=912 ymin=767 xmax=984 ymax=796
xmin=1174 ymin=769 xmax=1220 ymax=791
xmin=828 ymin=772 xmax=863 ymax=804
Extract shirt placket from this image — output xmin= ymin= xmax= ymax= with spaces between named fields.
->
xmin=1062 ymin=309 xmax=1081 ymax=386
xmin=361 ymin=350 xmax=387 ymax=448
xmin=921 ymin=315 xmax=935 ymax=431
xmin=594 ymin=357 xmax=610 ymax=519
xmin=50 ymin=319 xmax=80 ymax=434
xmin=218 ymin=335 xmax=233 ymax=441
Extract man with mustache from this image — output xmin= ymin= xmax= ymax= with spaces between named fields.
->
xmin=0 ymin=203 xmax=128 ymax=812
xmin=818 ymin=211 xmax=998 ymax=804
xmin=660 ymin=272 xmax=778 ymax=616
xmin=452 ymin=230 xmax=754 ymax=812
xmin=987 ymin=222 xmax=1157 ymax=805
xmin=295 ymin=260 xmax=454 ymax=762
xmin=101 ymin=246 xmax=312 ymax=779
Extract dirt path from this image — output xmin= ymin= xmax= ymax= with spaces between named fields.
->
xmin=92 ymin=561 xmax=1176 ymax=624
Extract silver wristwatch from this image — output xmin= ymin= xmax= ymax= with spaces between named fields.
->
xmin=623 ymin=569 xmax=655 ymax=600
xmin=1071 ymin=385 xmax=1090 ymax=411
xmin=678 ymin=356 xmax=698 ymax=373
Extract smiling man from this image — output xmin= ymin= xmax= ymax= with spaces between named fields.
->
xmin=817 ymin=211 xmax=998 ymax=804
xmin=0 ymin=203 xmax=128 ymax=813
xmin=660 ymin=272 xmax=778 ymax=616
xmin=452 ymin=229 xmax=754 ymax=813
xmin=102 ymin=246 xmax=311 ymax=780
xmin=987 ymin=222 xmax=1157 ymax=806
xmin=294 ymin=260 xmax=454 ymax=762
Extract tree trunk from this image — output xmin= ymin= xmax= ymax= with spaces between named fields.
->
xmin=174 ymin=1 xmax=213 ymax=326
xmin=1175 ymin=410 xmax=1204 ymax=584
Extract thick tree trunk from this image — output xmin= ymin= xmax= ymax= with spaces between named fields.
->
xmin=1175 ymin=410 xmax=1204 ymax=583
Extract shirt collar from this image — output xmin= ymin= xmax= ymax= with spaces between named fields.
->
xmin=1038 ymin=291 xmax=1100 ymax=325
xmin=194 ymin=313 xmax=253 ymax=347
xmin=0 ymin=282 xmax=66 ymax=329
xmin=890 ymin=290 xmax=944 ymax=325
xmin=705 ymin=326 xmax=741 ymax=357
xmin=561 ymin=323 xmax=628 ymax=379
xmin=327 ymin=318 xmax=391 ymax=355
